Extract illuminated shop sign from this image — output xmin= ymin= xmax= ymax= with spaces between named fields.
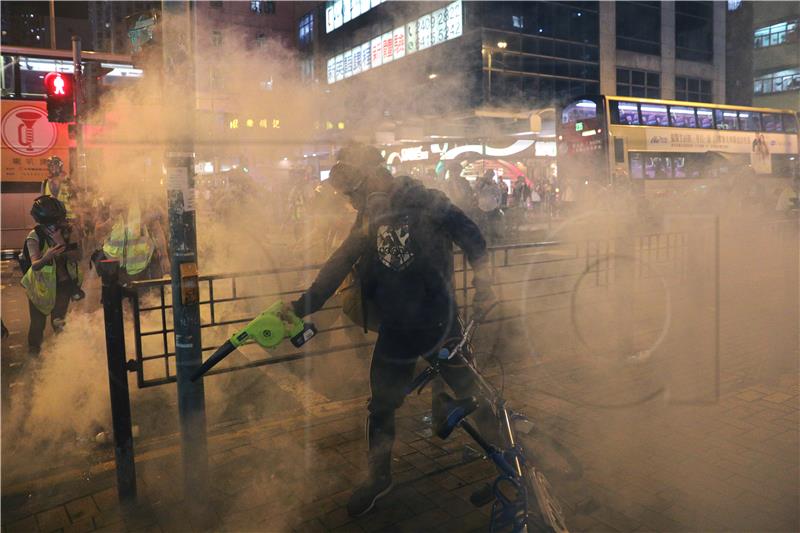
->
xmin=327 ymin=0 xmax=462 ymax=84
xmin=228 ymin=118 xmax=281 ymax=129
xmin=326 ymin=0 xmax=384 ymax=34
xmin=385 ymin=140 xmax=537 ymax=164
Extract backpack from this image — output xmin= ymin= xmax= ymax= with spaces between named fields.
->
xmin=17 ymin=226 xmax=47 ymax=275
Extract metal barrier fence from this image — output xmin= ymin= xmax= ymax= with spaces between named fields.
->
xmin=129 ymin=233 xmax=689 ymax=388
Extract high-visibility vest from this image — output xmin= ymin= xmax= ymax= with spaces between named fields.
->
xmin=102 ymin=203 xmax=155 ymax=276
xmin=21 ymin=230 xmax=82 ymax=315
xmin=43 ymin=177 xmax=76 ymax=220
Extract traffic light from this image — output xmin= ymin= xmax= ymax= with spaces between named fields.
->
xmin=44 ymin=71 xmax=75 ymax=123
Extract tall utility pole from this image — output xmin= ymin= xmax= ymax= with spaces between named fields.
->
xmin=49 ymin=0 xmax=57 ymax=49
xmin=160 ymin=0 xmax=209 ymax=510
xmin=71 ymin=36 xmax=86 ymax=187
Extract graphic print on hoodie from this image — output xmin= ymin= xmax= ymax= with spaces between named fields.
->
xmin=376 ymin=216 xmax=415 ymax=272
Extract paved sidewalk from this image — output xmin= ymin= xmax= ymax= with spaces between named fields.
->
xmin=2 ymin=350 xmax=797 ymax=533
xmin=2 ymin=219 xmax=798 ymax=532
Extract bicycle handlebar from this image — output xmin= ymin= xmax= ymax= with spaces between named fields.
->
xmin=406 ymin=302 xmax=499 ymax=396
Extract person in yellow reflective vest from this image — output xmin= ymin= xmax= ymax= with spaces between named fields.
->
xmin=99 ymin=199 xmax=161 ymax=282
xmin=21 ymin=196 xmax=83 ymax=355
xmin=41 ymin=156 xmax=76 ymax=221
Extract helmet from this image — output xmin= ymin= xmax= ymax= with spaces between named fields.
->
xmin=328 ymin=143 xmax=385 ymax=195
xmin=46 ymin=156 xmax=64 ymax=176
xmin=31 ymin=195 xmax=67 ymax=224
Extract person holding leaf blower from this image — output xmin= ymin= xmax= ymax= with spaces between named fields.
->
xmin=289 ymin=142 xmax=497 ymax=517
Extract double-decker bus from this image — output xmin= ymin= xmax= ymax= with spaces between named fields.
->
xmin=556 ymin=95 xmax=799 ymax=199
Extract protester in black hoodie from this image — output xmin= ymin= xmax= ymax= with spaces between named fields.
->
xmin=292 ymin=143 xmax=496 ymax=517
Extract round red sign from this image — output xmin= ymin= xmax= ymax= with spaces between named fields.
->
xmin=1 ymin=105 xmax=58 ymax=157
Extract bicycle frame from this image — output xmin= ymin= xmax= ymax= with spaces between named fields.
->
xmin=408 ymin=309 xmax=568 ymax=533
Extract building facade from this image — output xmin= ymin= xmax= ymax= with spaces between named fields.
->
xmin=303 ymin=1 xmax=726 ymax=184
xmin=727 ymin=0 xmax=799 ymax=109
xmin=313 ymin=1 xmax=727 ymax=138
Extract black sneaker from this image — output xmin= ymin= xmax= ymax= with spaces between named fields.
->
xmin=346 ymin=474 xmax=393 ymax=517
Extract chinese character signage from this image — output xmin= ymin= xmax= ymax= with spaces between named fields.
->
xmin=645 ymin=129 xmax=798 ymax=155
xmin=326 ymin=0 xmax=463 ymax=84
xmin=326 ymin=0 xmax=384 ymax=34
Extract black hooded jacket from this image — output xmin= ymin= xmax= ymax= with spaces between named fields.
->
xmin=292 ymin=176 xmax=490 ymax=329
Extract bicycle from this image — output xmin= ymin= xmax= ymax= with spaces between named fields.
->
xmin=405 ymin=303 xmax=580 ymax=533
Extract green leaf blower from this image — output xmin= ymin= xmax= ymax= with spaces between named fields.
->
xmin=190 ymin=300 xmax=316 ymax=382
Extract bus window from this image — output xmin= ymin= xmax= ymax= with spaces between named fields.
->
xmin=696 ymin=108 xmax=714 ymax=128
xmin=640 ymin=104 xmax=669 ymax=126
xmin=783 ymin=113 xmax=798 ymax=133
xmin=673 ymin=155 xmax=687 ymax=178
xmin=561 ymin=99 xmax=597 ymax=124
xmin=630 ymin=153 xmax=644 ymax=179
xmin=669 ymin=106 xmax=697 ymax=128
xmin=762 ymin=113 xmax=784 ymax=132
xmin=610 ymin=101 xmax=640 ymax=125
xmin=715 ymin=110 xmax=738 ymax=130
xmin=645 ymin=155 xmax=672 ymax=179
xmin=738 ymin=111 xmax=761 ymax=131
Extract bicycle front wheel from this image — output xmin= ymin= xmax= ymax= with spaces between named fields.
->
xmin=513 ymin=417 xmax=583 ymax=483
xmin=524 ymin=466 xmax=568 ymax=533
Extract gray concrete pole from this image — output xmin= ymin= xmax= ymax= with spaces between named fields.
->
xmin=160 ymin=0 xmax=209 ymax=509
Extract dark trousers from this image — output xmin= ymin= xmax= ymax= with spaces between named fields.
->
xmin=28 ymin=281 xmax=72 ymax=352
xmin=367 ymin=321 xmax=483 ymax=473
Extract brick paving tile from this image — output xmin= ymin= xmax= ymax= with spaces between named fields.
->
xmin=319 ymin=507 xmax=353 ymax=530
xmin=400 ymin=453 xmax=439 ymax=475
xmin=127 ymin=524 xmax=162 ymax=533
xmin=355 ymin=501 xmax=414 ymax=533
xmin=292 ymin=518 xmax=327 ymax=533
xmin=432 ymin=509 xmax=487 ymax=533
xmin=447 ymin=461 xmax=495 ymax=485
xmin=632 ymin=508 xmax=685 ymax=531
xmin=92 ymin=509 xmax=124 ymax=530
xmin=36 ymin=507 xmax=71 ymax=533
xmin=433 ymin=495 xmax=476 ymax=519
xmin=93 ymin=525 xmax=127 ymax=533
xmin=65 ymin=497 xmax=100 ymax=523
xmin=390 ymin=508 xmax=450 ymax=533
xmin=329 ymin=523 xmax=365 ymax=533
xmin=6 ymin=515 xmax=40 ymax=533
xmin=568 ymin=513 xmax=617 ymax=532
xmin=63 ymin=517 xmax=96 ymax=533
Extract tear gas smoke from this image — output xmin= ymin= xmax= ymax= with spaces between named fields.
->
xmin=3 ymin=15 xmax=798 ymax=531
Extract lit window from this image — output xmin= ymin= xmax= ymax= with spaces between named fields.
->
xmin=669 ymin=106 xmax=697 ymax=128
xmin=754 ymin=68 xmax=800 ymax=94
xmin=640 ymin=104 xmax=669 ymax=127
xmin=251 ymin=1 xmax=275 ymax=14
xmin=753 ymin=19 xmax=798 ymax=49
xmin=714 ymin=110 xmax=738 ymax=130
xmin=298 ymin=12 xmax=314 ymax=45
xmin=512 ymin=15 xmax=524 ymax=29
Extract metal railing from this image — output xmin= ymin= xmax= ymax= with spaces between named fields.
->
xmin=129 ymin=234 xmax=689 ymax=388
